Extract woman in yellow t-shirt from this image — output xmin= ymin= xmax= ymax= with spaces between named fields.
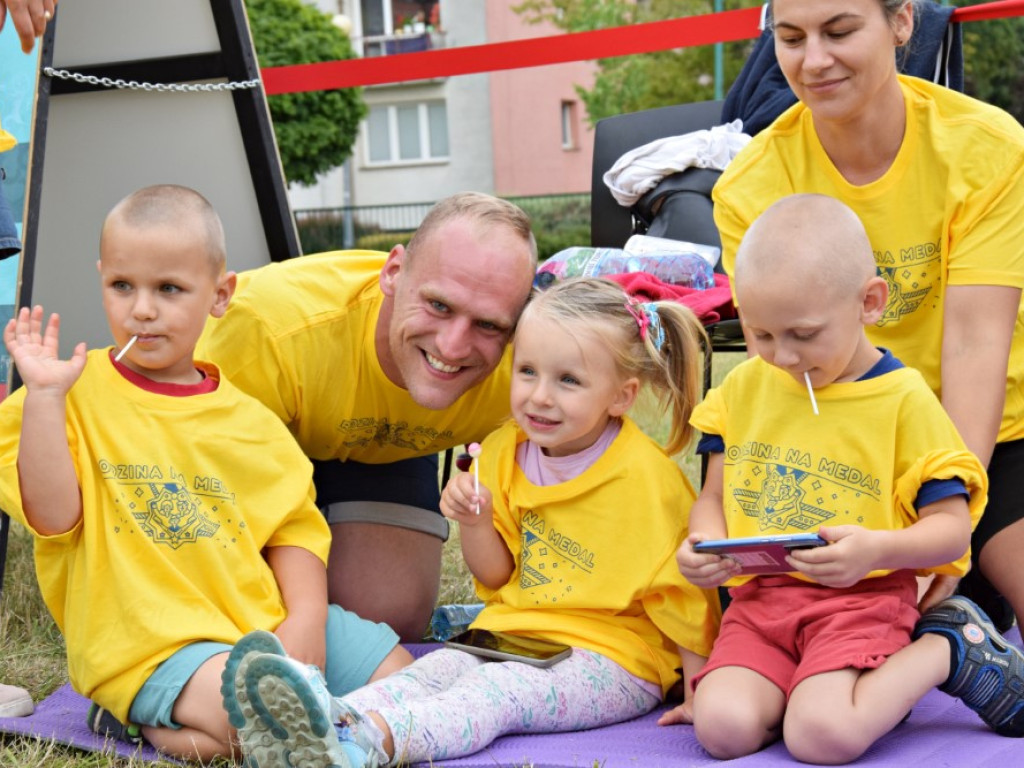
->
xmin=713 ymin=0 xmax=1024 ymax=631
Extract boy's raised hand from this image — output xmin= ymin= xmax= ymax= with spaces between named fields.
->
xmin=4 ymin=306 xmax=87 ymax=392
xmin=676 ymin=533 xmax=741 ymax=589
xmin=440 ymin=470 xmax=493 ymax=525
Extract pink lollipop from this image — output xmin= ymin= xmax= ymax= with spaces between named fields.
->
xmin=468 ymin=442 xmax=482 ymax=514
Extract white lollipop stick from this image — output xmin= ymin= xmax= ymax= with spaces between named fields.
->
xmin=468 ymin=442 xmax=482 ymax=515
xmin=114 ymin=335 xmax=138 ymax=362
xmin=804 ymin=371 xmax=819 ymax=416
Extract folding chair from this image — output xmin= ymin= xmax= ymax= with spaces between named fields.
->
xmin=591 ymin=100 xmax=725 ymax=251
xmin=589 ymin=99 xmax=747 ymax=395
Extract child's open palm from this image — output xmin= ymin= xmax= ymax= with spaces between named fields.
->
xmin=4 ymin=306 xmax=87 ymax=393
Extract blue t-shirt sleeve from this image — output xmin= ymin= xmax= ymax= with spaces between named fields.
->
xmin=914 ymin=478 xmax=969 ymax=510
xmin=696 ymin=433 xmax=724 ymax=454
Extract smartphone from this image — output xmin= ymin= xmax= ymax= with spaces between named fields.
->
xmin=692 ymin=533 xmax=827 ymax=574
xmin=444 ymin=628 xmax=573 ymax=668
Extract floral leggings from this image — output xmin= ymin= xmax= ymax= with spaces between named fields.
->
xmin=340 ymin=647 xmax=660 ymax=765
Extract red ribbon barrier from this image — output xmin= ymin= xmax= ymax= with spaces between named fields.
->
xmin=261 ymin=1 xmax=1024 ymax=96
xmin=952 ymin=0 xmax=1024 ymax=21
xmin=262 ymin=6 xmax=763 ymax=95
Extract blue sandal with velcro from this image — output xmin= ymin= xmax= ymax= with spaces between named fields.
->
xmin=913 ymin=596 xmax=1024 ymax=737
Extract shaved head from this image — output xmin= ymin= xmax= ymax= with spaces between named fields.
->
xmin=102 ymin=185 xmax=226 ymax=274
xmin=735 ymin=194 xmax=876 ymax=302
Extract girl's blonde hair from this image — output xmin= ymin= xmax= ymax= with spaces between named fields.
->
xmin=522 ymin=277 xmax=706 ymax=455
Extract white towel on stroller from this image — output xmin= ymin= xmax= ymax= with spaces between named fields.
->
xmin=603 ymin=119 xmax=751 ymax=207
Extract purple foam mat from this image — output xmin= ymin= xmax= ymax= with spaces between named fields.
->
xmin=3 ymin=632 xmax=1023 ymax=767
xmin=0 ymin=683 xmax=180 ymax=764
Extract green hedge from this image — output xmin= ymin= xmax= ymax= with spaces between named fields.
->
xmin=355 ymin=232 xmax=414 ymax=252
xmin=295 ymin=194 xmax=591 ymax=261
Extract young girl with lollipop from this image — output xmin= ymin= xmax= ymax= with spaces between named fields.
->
xmin=223 ymin=277 xmax=721 ymax=767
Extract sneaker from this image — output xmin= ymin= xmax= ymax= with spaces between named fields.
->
xmin=236 ymin=652 xmax=360 ymax=767
xmin=86 ymin=702 xmax=144 ymax=745
xmin=334 ymin=723 xmax=379 ymax=767
xmin=913 ymin=596 xmax=1024 ymax=737
xmin=223 ymin=630 xmax=288 ymax=731
xmin=333 ymin=698 xmax=386 ymax=767
xmin=0 ymin=684 xmax=33 ymax=718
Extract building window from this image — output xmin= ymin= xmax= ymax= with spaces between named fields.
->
xmin=561 ymin=101 xmax=578 ymax=150
xmin=366 ymin=101 xmax=449 ymax=165
xmin=359 ymin=0 xmax=441 ymax=56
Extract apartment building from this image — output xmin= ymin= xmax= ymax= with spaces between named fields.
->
xmin=288 ymin=0 xmax=596 ymax=211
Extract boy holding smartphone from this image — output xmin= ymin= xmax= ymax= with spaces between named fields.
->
xmin=671 ymin=194 xmax=1024 ymax=762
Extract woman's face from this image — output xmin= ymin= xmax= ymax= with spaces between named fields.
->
xmin=772 ymin=0 xmax=912 ymax=126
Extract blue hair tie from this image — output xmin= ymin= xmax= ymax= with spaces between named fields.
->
xmin=640 ymin=302 xmax=665 ymax=351
xmin=625 ymin=300 xmax=665 ymax=352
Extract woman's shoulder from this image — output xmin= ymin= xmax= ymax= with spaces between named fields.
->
xmin=716 ymin=103 xmax=810 ymax=191
xmin=903 ymin=76 xmax=1024 ymax=142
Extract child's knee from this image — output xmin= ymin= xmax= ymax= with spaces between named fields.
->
xmin=693 ymin=698 xmax=778 ymax=759
xmin=783 ymin=708 xmax=870 ymax=765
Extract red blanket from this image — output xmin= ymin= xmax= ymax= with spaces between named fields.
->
xmin=608 ymin=272 xmax=737 ymax=326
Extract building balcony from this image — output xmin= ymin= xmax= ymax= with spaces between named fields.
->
xmin=357 ymin=29 xmax=447 ymax=58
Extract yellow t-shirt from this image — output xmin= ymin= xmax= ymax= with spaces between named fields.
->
xmin=197 ymin=251 xmax=513 ymax=462
xmin=471 ymin=418 xmax=721 ymax=696
xmin=713 ymin=76 xmax=1024 ymax=442
xmin=0 ymin=351 xmax=329 ymax=722
xmin=691 ymin=355 xmax=988 ymax=586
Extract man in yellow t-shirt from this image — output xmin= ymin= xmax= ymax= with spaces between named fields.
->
xmin=197 ymin=192 xmax=538 ymax=641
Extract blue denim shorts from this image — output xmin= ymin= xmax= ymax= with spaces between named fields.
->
xmin=128 ymin=604 xmax=399 ymax=729
xmin=0 ymin=179 xmax=20 ymax=258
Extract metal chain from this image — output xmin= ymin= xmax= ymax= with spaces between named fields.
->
xmin=43 ymin=66 xmax=260 ymax=93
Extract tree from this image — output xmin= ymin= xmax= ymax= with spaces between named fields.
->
xmin=513 ymin=0 xmax=763 ymax=125
xmin=245 ymin=0 xmax=366 ymax=186
xmin=960 ymin=1 xmax=1024 ymax=122
xmin=514 ymin=0 xmax=1024 ymax=125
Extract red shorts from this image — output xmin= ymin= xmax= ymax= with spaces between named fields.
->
xmin=694 ymin=571 xmax=919 ymax=697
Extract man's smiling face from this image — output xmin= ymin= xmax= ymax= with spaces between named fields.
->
xmin=377 ymin=217 xmax=535 ymax=410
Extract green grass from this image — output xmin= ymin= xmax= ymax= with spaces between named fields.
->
xmin=0 ymin=351 xmax=744 ymax=766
